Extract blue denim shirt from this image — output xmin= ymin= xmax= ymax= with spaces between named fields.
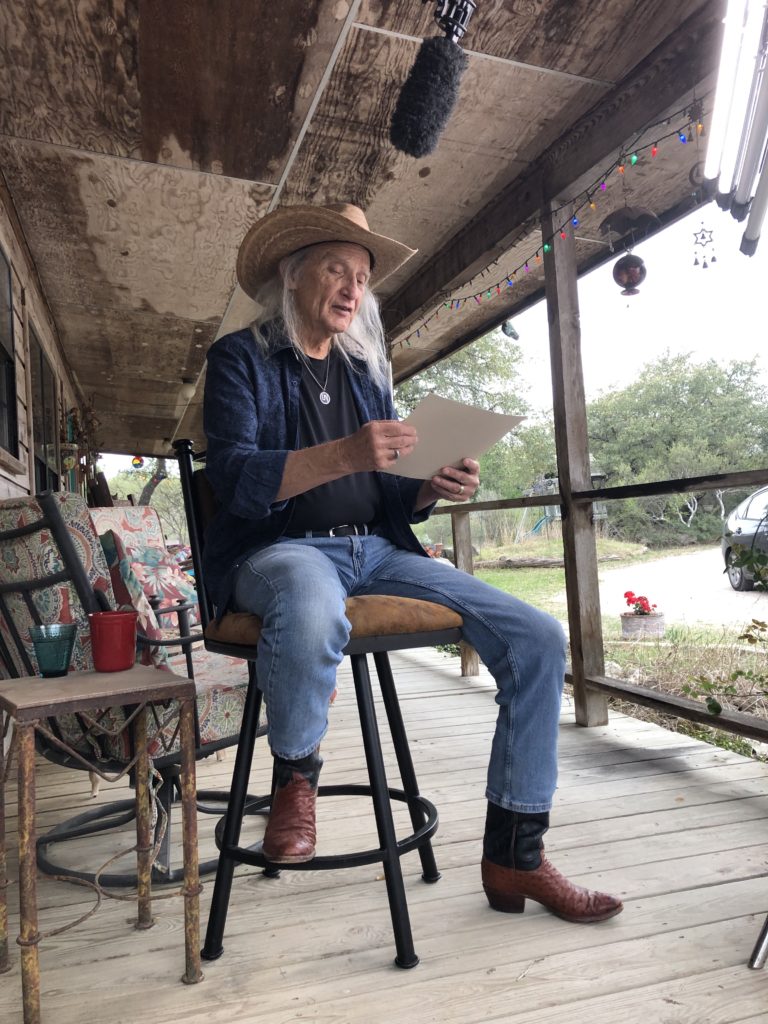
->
xmin=203 ymin=327 xmax=431 ymax=610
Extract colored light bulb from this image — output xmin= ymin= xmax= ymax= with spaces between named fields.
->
xmin=600 ymin=181 xmax=607 ymax=191
xmin=630 ymin=153 xmax=638 ymax=165
xmin=651 ymin=144 xmax=658 ymax=157
xmin=543 ymin=243 xmax=551 ymax=253
xmin=572 ymin=216 xmax=579 ymax=226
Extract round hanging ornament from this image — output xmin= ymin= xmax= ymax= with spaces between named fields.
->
xmin=131 ymin=456 xmax=144 ymax=469
xmin=612 ymin=253 xmax=646 ymax=296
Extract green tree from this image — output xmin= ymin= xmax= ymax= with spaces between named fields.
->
xmin=109 ymin=460 xmax=189 ymax=544
xmin=394 ymin=330 xmax=529 ymax=418
xmin=393 ymin=330 xmax=554 ymax=503
xmin=588 ymin=353 xmax=768 ymax=542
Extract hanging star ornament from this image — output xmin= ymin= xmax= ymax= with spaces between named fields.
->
xmin=692 ymin=222 xmax=716 ymax=269
xmin=693 ymin=227 xmax=713 ymax=247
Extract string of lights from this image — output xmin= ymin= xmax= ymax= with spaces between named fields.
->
xmin=393 ymin=98 xmax=709 ymax=350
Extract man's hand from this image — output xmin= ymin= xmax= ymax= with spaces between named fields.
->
xmin=415 ymin=458 xmax=480 ymax=510
xmin=339 ymin=420 xmax=419 ymax=473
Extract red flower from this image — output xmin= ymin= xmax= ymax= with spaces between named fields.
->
xmin=624 ymin=590 xmax=658 ymax=615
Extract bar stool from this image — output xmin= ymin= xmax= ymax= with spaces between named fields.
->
xmin=174 ymin=438 xmax=464 ymax=968
xmin=0 ymin=666 xmax=203 ymax=1024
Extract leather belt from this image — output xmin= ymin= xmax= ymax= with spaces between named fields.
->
xmin=285 ymin=523 xmax=376 ymax=538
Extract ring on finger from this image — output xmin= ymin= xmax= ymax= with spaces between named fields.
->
xmin=393 ymin=448 xmax=400 ymax=461
xmin=458 ymin=484 xmax=465 ymax=495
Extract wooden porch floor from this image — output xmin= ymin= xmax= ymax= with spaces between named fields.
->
xmin=2 ymin=648 xmax=767 ymax=1024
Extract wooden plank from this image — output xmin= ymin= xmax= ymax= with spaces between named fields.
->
xmin=573 ymin=467 xmax=768 ymax=502
xmin=583 ymin=674 xmax=768 ymax=743
xmin=358 ymin=0 xmax=708 ymax=84
xmin=432 ymin=464 xmax=768 ymax=516
xmin=450 ymin=509 xmax=480 ymax=676
xmin=138 ymin=0 xmax=351 ymax=181
xmin=282 ymin=25 xmax=606 ymax=299
xmin=2 ymin=647 xmax=767 ymax=1024
xmin=542 ymin=198 xmax=607 ymax=726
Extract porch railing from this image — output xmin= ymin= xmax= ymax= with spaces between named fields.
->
xmin=432 ymin=465 xmax=768 ymax=744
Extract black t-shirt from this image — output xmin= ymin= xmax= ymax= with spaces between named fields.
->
xmin=287 ymin=348 xmax=383 ymax=532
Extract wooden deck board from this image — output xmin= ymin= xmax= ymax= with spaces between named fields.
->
xmin=2 ymin=648 xmax=766 ymax=1023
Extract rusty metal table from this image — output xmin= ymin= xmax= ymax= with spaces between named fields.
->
xmin=0 ymin=665 xmax=203 ymax=1024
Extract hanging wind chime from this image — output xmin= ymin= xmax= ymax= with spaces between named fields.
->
xmin=692 ymin=222 xmax=716 ymax=268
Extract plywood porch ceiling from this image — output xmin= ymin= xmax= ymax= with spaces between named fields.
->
xmin=0 ymin=0 xmax=721 ymax=455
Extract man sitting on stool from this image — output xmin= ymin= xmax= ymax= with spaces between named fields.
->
xmin=202 ymin=202 xmax=623 ymax=924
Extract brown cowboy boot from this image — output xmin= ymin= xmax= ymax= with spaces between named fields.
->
xmin=481 ymin=804 xmax=623 ymax=923
xmin=262 ymin=750 xmax=322 ymax=864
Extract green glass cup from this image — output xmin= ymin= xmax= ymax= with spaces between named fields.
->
xmin=29 ymin=623 xmax=78 ymax=678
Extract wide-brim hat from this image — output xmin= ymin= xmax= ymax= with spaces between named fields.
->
xmin=236 ymin=202 xmax=417 ymax=298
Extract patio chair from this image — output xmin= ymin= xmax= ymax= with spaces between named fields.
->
xmin=0 ymin=490 xmax=257 ymax=885
xmin=174 ymin=438 xmax=464 ymax=968
xmin=90 ymin=504 xmax=201 ymax=679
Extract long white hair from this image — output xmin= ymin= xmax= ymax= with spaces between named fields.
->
xmin=248 ymin=247 xmax=391 ymax=390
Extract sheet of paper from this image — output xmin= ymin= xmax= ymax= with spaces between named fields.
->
xmin=382 ymin=394 xmax=524 ymax=480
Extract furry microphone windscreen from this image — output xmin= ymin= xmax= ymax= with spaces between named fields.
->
xmin=389 ymin=36 xmax=469 ymax=158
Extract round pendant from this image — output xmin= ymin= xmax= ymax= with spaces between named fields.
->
xmin=319 ymin=391 xmax=331 ymax=405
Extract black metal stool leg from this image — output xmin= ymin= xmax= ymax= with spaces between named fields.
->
xmin=202 ymin=666 xmax=264 ymax=961
xmin=351 ymin=652 xmax=419 ymax=969
xmin=374 ymin=651 xmax=441 ymax=884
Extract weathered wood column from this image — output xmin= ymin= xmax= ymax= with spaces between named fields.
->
xmin=541 ymin=199 xmax=608 ymax=726
xmin=451 ymin=509 xmax=480 ymax=676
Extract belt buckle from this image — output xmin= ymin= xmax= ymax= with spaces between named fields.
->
xmin=328 ymin=524 xmax=358 ymax=537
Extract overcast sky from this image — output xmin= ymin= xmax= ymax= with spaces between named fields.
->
xmin=516 ymin=200 xmax=768 ymax=414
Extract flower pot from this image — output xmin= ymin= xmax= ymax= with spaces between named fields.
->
xmin=620 ymin=612 xmax=665 ymax=639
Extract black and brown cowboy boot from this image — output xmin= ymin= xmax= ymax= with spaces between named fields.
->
xmin=481 ymin=803 xmax=623 ymax=923
xmin=262 ymin=749 xmax=322 ymax=864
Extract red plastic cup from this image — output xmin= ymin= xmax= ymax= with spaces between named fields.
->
xmin=88 ymin=610 xmax=139 ymax=672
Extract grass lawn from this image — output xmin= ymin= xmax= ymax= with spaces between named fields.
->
xmin=471 ymin=539 xmax=767 ymax=758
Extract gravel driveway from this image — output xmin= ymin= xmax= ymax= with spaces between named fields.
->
xmin=554 ymin=545 xmax=768 ymax=628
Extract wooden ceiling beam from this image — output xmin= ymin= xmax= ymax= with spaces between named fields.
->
xmin=382 ymin=0 xmax=724 ymax=336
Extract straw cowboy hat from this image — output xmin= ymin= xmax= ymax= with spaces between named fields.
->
xmin=236 ymin=202 xmax=417 ymax=298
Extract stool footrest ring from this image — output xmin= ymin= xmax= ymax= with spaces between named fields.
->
xmin=213 ymin=784 xmax=438 ymax=871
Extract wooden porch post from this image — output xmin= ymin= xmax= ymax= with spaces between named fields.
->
xmin=541 ymin=199 xmax=608 ymax=726
xmin=451 ymin=510 xmax=480 ymax=676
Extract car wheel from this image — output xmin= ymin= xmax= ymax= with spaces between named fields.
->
xmin=726 ymin=550 xmax=754 ymax=591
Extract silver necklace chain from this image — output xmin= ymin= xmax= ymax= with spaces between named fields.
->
xmin=297 ymin=347 xmax=332 ymax=405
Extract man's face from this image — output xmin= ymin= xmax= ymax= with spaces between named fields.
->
xmin=288 ymin=242 xmax=371 ymax=342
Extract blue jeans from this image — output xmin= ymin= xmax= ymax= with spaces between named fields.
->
xmin=232 ymin=535 xmax=566 ymax=813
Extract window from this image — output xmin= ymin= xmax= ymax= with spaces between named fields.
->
xmin=0 ymin=246 xmax=18 ymax=458
xmin=745 ymin=488 xmax=768 ymax=523
xmin=29 ymin=327 xmax=59 ymax=492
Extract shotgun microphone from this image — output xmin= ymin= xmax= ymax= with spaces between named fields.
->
xmin=389 ymin=1 xmax=477 ymax=159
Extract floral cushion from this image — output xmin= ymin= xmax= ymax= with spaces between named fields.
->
xmin=98 ymin=530 xmax=169 ymax=670
xmin=0 ymin=493 xmax=121 ymax=757
xmin=90 ymin=505 xmax=166 ymax=552
xmin=90 ymin=506 xmax=200 ymax=628
xmin=0 ymin=493 xmax=114 ymax=678
xmin=0 ymin=495 xmax=244 ymax=768
xmin=127 ymin=546 xmax=200 ymax=628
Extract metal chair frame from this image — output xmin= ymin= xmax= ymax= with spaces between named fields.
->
xmin=174 ymin=438 xmax=463 ymax=968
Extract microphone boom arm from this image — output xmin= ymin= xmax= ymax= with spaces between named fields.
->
xmin=424 ymin=0 xmax=478 ymax=44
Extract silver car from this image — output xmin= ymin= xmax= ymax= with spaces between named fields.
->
xmin=721 ymin=485 xmax=768 ymax=591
